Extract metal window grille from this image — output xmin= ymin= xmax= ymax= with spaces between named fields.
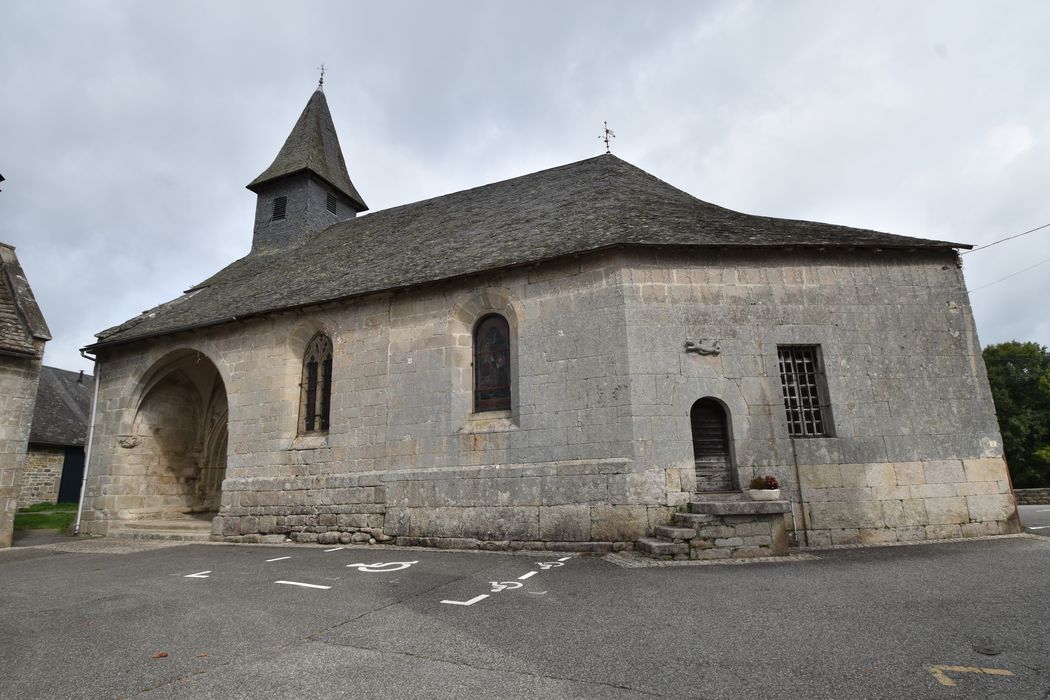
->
xmin=271 ymin=196 xmax=287 ymax=221
xmin=777 ymin=346 xmax=831 ymax=437
xmin=326 ymin=192 xmax=337 ymax=215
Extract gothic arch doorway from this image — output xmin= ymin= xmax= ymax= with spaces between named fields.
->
xmin=690 ymin=398 xmax=735 ymax=492
xmin=125 ymin=351 xmax=228 ymax=517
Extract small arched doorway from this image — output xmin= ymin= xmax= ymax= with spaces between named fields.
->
xmin=690 ymin=398 xmax=735 ymax=492
xmin=126 ymin=351 xmax=228 ymax=517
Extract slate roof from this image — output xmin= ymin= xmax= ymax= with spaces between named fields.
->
xmin=29 ymin=366 xmax=94 ymax=447
xmin=247 ymin=89 xmax=368 ymax=212
xmin=91 ymin=154 xmax=965 ymax=349
xmin=0 ymin=243 xmax=50 ymax=356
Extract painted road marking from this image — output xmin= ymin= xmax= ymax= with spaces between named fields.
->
xmin=324 ymin=547 xmax=344 ymax=552
xmin=557 ymin=556 xmax=571 ymax=562
xmin=518 ymin=571 xmax=537 ymax=580
xmin=927 ymin=665 xmax=1014 ymax=687
xmin=441 ymin=594 xmax=489 ymax=606
xmin=489 ymin=581 xmax=524 ymax=593
xmin=1036 ymin=508 xmax=1050 ymax=513
xmin=184 ymin=571 xmax=211 ymax=578
xmin=1027 ymin=525 xmax=1050 ymax=530
xmin=537 ymin=561 xmax=564 ymax=570
xmin=347 ymin=561 xmax=418 ymax=573
xmin=266 ymin=556 xmax=291 ymax=562
xmin=275 ymin=580 xmax=331 ymax=590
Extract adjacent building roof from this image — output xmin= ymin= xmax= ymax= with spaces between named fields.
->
xmin=0 ymin=243 xmax=50 ymax=357
xmin=29 ymin=366 xmax=94 ymax=447
xmin=247 ymin=89 xmax=368 ymax=212
xmin=91 ymin=154 xmax=966 ymax=350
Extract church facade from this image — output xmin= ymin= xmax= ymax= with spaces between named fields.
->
xmin=79 ymin=88 xmax=1019 ymax=555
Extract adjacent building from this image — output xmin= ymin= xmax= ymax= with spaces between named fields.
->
xmin=0 ymin=243 xmax=50 ymax=547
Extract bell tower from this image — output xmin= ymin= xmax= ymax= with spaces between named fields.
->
xmin=246 ymin=86 xmax=368 ymax=253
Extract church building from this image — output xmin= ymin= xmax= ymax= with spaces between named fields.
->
xmin=79 ymin=87 xmax=1019 ymax=557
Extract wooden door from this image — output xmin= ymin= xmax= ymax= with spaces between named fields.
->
xmin=690 ymin=399 xmax=734 ymax=492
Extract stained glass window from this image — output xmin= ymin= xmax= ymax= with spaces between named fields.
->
xmin=300 ymin=334 xmax=333 ymax=433
xmin=474 ymin=314 xmax=511 ymax=412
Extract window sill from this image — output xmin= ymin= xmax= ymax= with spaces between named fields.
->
xmin=460 ymin=410 xmax=517 ymax=434
xmin=291 ymin=434 xmax=329 ymax=450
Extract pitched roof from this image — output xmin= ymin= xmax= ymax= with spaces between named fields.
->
xmin=0 ymin=243 xmax=50 ymax=356
xmin=29 ymin=366 xmax=94 ymax=446
xmin=247 ymin=89 xmax=368 ymax=212
xmin=91 ymin=154 xmax=965 ymax=349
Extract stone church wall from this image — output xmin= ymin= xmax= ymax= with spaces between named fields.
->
xmin=621 ymin=247 xmax=1018 ymax=545
xmin=83 ymin=252 xmax=687 ymax=547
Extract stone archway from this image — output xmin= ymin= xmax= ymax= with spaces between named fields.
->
xmin=123 ymin=351 xmax=228 ymax=518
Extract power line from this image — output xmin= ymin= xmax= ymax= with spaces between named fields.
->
xmin=961 ymin=222 xmax=1050 ymax=255
xmin=969 ymin=255 xmax=1050 ymax=293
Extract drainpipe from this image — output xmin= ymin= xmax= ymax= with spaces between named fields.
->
xmin=74 ymin=350 xmax=100 ymax=535
xmin=789 ymin=438 xmax=811 ymax=547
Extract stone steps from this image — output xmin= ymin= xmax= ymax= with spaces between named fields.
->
xmin=636 ymin=537 xmax=688 ymax=556
xmin=653 ymin=525 xmax=697 ymax=540
xmin=672 ymin=512 xmax=717 ymax=527
xmin=688 ymin=500 xmax=791 ymax=515
xmin=109 ymin=516 xmax=215 ymax=542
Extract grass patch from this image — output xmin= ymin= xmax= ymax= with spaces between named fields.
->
xmin=14 ymin=502 xmax=78 ymax=531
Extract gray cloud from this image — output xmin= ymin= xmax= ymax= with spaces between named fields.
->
xmin=1 ymin=0 xmax=1047 ymax=372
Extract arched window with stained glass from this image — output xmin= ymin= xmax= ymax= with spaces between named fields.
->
xmin=300 ymin=333 xmax=333 ymax=433
xmin=473 ymin=314 xmax=511 ymax=412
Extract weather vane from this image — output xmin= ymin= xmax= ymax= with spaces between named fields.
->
xmin=599 ymin=121 xmax=616 ymax=154
xmin=317 ymin=64 xmax=326 ymax=90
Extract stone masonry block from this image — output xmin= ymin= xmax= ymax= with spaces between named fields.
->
xmin=539 ymin=505 xmax=591 ymax=541
xmin=894 ymin=462 xmax=925 ymax=485
xmin=923 ymin=460 xmax=965 ymax=484
xmin=963 ymin=458 xmax=1007 ymax=483
xmin=590 ymin=505 xmax=648 ymax=541
xmin=864 ymin=463 xmax=896 ymax=489
xmin=923 ymin=497 xmax=968 ymax=525
xmin=965 ymin=494 xmax=1015 ymax=523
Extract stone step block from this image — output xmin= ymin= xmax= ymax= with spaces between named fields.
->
xmin=654 ymin=525 xmax=697 ymax=541
xmin=636 ymin=537 xmax=688 ymax=556
xmin=688 ymin=500 xmax=791 ymax=515
xmin=673 ymin=512 xmax=717 ymax=526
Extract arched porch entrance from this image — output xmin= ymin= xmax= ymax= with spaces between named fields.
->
xmin=124 ymin=350 xmax=228 ymax=518
xmin=690 ymin=398 xmax=735 ymax=492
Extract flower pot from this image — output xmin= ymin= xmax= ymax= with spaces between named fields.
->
xmin=749 ymin=488 xmax=781 ymax=501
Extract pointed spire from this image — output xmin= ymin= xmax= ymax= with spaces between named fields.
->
xmin=247 ymin=88 xmax=367 ymax=212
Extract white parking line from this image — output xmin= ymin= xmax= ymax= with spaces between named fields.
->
xmin=557 ymin=556 xmax=571 ymax=562
xmin=275 ymin=580 xmax=331 ymax=590
xmin=518 ymin=571 xmax=537 ymax=580
xmin=324 ymin=547 xmax=344 ymax=552
xmin=266 ymin=556 xmax=291 ymax=562
xmin=184 ymin=571 xmax=211 ymax=578
xmin=1027 ymin=525 xmax=1050 ymax=530
xmin=441 ymin=594 xmax=489 ymax=606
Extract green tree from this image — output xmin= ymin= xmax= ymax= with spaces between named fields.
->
xmin=982 ymin=341 xmax=1050 ymax=487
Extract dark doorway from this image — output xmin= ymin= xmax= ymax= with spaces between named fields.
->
xmin=690 ymin=399 xmax=734 ymax=492
xmin=56 ymin=447 xmax=84 ymax=503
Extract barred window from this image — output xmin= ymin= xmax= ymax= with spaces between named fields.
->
xmin=300 ymin=334 xmax=333 ymax=433
xmin=326 ymin=192 xmax=337 ymax=214
xmin=473 ymin=314 xmax=511 ymax=412
xmin=777 ymin=345 xmax=832 ymax=437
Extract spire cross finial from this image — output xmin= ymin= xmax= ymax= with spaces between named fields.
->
xmin=317 ymin=64 xmax=326 ymax=90
xmin=599 ymin=121 xmax=616 ymax=154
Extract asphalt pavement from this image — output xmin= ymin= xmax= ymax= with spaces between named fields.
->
xmin=1 ymin=534 xmax=1048 ymax=698
xmin=1019 ymin=504 xmax=1050 ymax=536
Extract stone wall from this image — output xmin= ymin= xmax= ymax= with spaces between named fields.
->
xmin=83 ymin=252 xmax=687 ymax=544
xmin=621 ymin=248 xmax=1018 ymax=544
xmin=18 ymin=445 xmax=63 ymax=508
xmin=83 ymin=247 xmax=1017 ymax=547
xmin=1014 ymin=488 xmax=1050 ymax=505
xmin=0 ymin=354 xmax=44 ymax=546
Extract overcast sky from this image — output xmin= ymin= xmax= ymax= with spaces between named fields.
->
xmin=2 ymin=1 xmax=1048 ymax=373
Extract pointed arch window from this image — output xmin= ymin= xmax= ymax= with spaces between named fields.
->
xmin=474 ymin=314 xmax=511 ymax=412
xmin=300 ymin=334 xmax=333 ymax=433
